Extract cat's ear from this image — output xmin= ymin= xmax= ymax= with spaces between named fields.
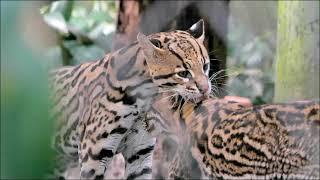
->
xmin=137 ymin=33 xmax=166 ymax=64
xmin=187 ymin=19 xmax=205 ymax=43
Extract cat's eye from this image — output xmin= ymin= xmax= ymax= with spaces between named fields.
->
xmin=203 ymin=63 xmax=209 ymax=71
xmin=150 ymin=39 xmax=162 ymax=48
xmin=177 ymin=70 xmax=192 ymax=78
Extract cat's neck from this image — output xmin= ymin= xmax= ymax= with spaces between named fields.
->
xmin=152 ymin=93 xmax=199 ymax=137
xmin=103 ymin=42 xmax=153 ymax=87
xmin=98 ymin=42 xmax=158 ymax=112
xmin=169 ymin=97 xmax=232 ymax=135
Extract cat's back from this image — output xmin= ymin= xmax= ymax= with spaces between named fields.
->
xmin=196 ymin=100 xmax=320 ymax=179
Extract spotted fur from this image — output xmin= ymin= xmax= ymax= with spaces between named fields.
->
xmin=49 ymin=20 xmax=211 ymax=179
xmin=149 ymin=96 xmax=320 ymax=179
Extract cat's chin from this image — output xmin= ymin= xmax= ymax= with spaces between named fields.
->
xmin=184 ymin=94 xmax=209 ymax=104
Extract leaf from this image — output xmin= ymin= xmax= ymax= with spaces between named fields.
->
xmin=92 ymin=31 xmax=114 ymax=52
xmin=43 ymin=12 xmax=68 ymax=35
xmin=39 ymin=5 xmax=49 ymax=15
xmin=63 ymin=40 xmax=105 ymax=64
xmin=88 ymin=23 xmax=115 ymax=51
xmin=73 ymin=45 xmax=105 ymax=64
xmin=89 ymin=11 xmax=113 ymax=24
xmin=62 ymin=40 xmax=77 ymax=48
xmin=68 ymin=16 xmax=90 ymax=32
xmin=49 ymin=0 xmax=74 ymax=21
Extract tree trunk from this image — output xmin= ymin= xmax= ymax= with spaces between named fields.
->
xmin=112 ymin=0 xmax=144 ymax=50
xmin=274 ymin=1 xmax=319 ymax=102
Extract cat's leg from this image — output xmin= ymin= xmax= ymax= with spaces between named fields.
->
xmin=121 ymin=121 xmax=156 ymax=180
xmin=78 ymin=120 xmax=130 ymax=179
xmin=63 ymin=160 xmax=81 ymax=179
xmin=168 ymin=147 xmax=202 ymax=180
xmin=50 ymin=132 xmax=80 ymax=179
xmin=168 ymin=154 xmax=180 ymax=180
xmin=168 ymin=153 xmax=193 ymax=180
xmin=79 ymin=131 xmax=126 ymax=179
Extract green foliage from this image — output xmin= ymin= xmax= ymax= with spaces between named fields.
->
xmin=41 ymin=0 xmax=117 ymax=67
xmin=1 ymin=1 xmax=117 ymax=177
xmin=1 ymin=1 xmax=54 ymax=178
xmin=227 ymin=22 xmax=275 ymax=104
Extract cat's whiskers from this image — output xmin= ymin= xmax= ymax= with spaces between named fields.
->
xmin=159 ymin=93 xmax=178 ymax=102
xmin=210 ymin=81 xmax=220 ymax=96
xmin=209 ymin=68 xmax=241 ymax=81
xmin=209 ymin=68 xmax=240 ymax=97
xmin=209 ymin=69 xmax=227 ymax=81
xmin=208 ymin=49 xmax=220 ymax=55
xmin=210 ymin=86 xmax=232 ymax=97
xmin=209 ymin=58 xmax=223 ymax=62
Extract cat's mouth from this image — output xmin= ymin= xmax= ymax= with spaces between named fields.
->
xmin=182 ymin=93 xmax=208 ymax=104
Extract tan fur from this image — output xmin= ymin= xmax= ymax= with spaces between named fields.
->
xmin=49 ymin=20 xmax=211 ymax=179
xmin=150 ymin=95 xmax=320 ymax=179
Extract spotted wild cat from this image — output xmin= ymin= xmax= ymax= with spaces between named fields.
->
xmin=148 ymin=95 xmax=320 ymax=179
xmin=49 ymin=20 xmax=211 ymax=179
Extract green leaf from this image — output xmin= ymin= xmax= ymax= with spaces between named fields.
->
xmin=73 ymin=45 xmax=105 ymax=64
xmin=88 ymin=23 xmax=115 ymax=51
xmin=39 ymin=5 xmax=49 ymax=15
xmin=49 ymin=0 xmax=74 ymax=21
xmin=43 ymin=12 xmax=68 ymax=35
xmin=89 ymin=11 xmax=113 ymax=24
xmin=63 ymin=40 xmax=105 ymax=64
xmin=68 ymin=16 xmax=91 ymax=33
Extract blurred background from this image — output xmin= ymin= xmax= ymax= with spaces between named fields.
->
xmin=1 ymin=0 xmax=319 ymax=178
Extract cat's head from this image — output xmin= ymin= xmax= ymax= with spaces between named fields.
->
xmin=138 ymin=19 xmax=211 ymax=101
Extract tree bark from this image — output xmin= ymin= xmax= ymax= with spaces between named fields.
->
xmin=112 ymin=0 xmax=144 ymax=50
xmin=274 ymin=1 xmax=319 ymax=102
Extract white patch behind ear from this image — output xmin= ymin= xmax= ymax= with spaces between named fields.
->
xmin=190 ymin=23 xmax=198 ymax=31
xmin=187 ymin=19 xmax=205 ymax=43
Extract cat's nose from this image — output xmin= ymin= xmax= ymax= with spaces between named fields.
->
xmin=199 ymin=83 xmax=209 ymax=94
